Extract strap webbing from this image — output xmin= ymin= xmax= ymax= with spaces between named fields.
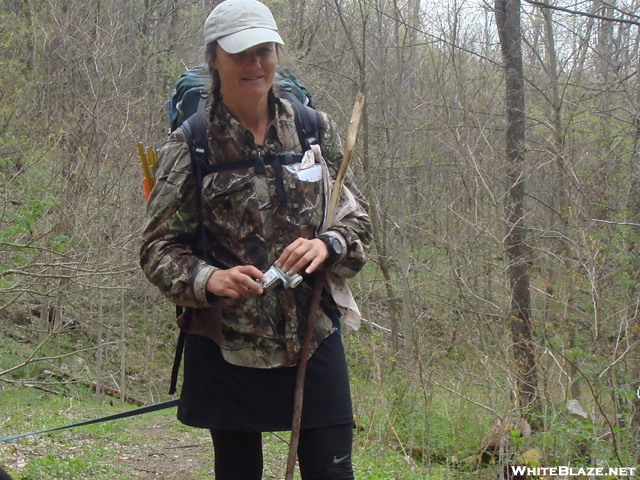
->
xmin=207 ymin=153 xmax=304 ymax=204
xmin=0 ymin=399 xmax=178 ymax=443
xmin=169 ymin=325 xmax=186 ymax=395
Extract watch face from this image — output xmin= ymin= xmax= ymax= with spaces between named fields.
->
xmin=329 ymin=237 xmax=343 ymax=256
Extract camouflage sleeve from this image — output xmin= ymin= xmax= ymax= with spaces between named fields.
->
xmin=139 ymin=131 xmax=218 ymax=308
xmin=317 ymin=110 xmax=373 ymax=278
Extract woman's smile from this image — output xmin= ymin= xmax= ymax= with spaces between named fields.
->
xmin=213 ymin=43 xmax=278 ymax=104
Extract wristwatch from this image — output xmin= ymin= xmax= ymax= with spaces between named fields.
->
xmin=318 ymin=233 xmax=344 ymax=266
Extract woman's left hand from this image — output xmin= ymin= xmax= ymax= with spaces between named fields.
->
xmin=276 ymin=237 xmax=329 ymax=276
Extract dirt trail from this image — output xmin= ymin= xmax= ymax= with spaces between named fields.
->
xmin=118 ymin=417 xmax=213 ymax=479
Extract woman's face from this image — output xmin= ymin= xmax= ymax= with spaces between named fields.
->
xmin=212 ymin=42 xmax=278 ymax=104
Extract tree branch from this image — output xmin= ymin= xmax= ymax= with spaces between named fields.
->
xmin=523 ymin=0 xmax=640 ymax=27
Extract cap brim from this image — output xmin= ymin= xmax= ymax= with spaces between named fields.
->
xmin=218 ymin=28 xmax=284 ymax=54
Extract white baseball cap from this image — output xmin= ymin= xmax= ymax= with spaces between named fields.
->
xmin=204 ymin=0 xmax=284 ymax=54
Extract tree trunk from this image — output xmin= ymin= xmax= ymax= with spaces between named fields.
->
xmin=495 ymin=0 xmax=541 ymax=424
xmin=539 ymin=1 xmax=581 ymax=402
xmin=627 ymin=25 xmax=640 ymax=429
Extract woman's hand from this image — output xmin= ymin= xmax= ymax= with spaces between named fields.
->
xmin=206 ymin=265 xmax=267 ymax=299
xmin=276 ymin=237 xmax=329 ymax=276
xmin=207 ymin=238 xmax=329 ymax=299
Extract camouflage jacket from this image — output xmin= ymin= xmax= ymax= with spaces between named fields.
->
xmin=140 ymin=95 xmax=372 ymax=368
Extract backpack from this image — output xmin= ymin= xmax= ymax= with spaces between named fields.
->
xmin=167 ymin=64 xmax=210 ymax=133
xmin=167 ymin=64 xmax=320 ymax=395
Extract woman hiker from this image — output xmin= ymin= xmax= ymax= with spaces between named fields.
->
xmin=140 ymin=0 xmax=372 ymax=478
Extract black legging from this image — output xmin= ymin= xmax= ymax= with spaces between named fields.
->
xmin=210 ymin=423 xmax=354 ymax=480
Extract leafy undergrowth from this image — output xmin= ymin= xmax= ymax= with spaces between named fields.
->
xmin=5 ymin=324 xmax=632 ymax=479
xmin=0 ymin=387 xmax=451 ymax=480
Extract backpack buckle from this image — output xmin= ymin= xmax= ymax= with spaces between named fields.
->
xmin=255 ymin=157 xmax=266 ymax=174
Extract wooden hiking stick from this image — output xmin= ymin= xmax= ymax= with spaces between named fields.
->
xmin=285 ymin=92 xmax=366 ymax=480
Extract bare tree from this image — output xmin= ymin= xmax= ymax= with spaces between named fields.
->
xmin=495 ymin=0 xmax=541 ymax=423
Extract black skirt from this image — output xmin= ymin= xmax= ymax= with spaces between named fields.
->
xmin=177 ymin=332 xmax=353 ymax=432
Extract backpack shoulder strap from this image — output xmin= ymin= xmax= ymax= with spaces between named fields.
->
xmin=280 ymin=89 xmax=320 ymax=151
xmin=168 ymin=105 xmax=209 ymax=396
xmin=181 ymin=100 xmax=210 ymax=177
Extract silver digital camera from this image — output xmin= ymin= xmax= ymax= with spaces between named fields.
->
xmin=259 ymin=264 xmax=303 ymax=292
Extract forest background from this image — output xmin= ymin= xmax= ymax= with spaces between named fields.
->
xmin=1 ymin=0 xmax=639 ymax=478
